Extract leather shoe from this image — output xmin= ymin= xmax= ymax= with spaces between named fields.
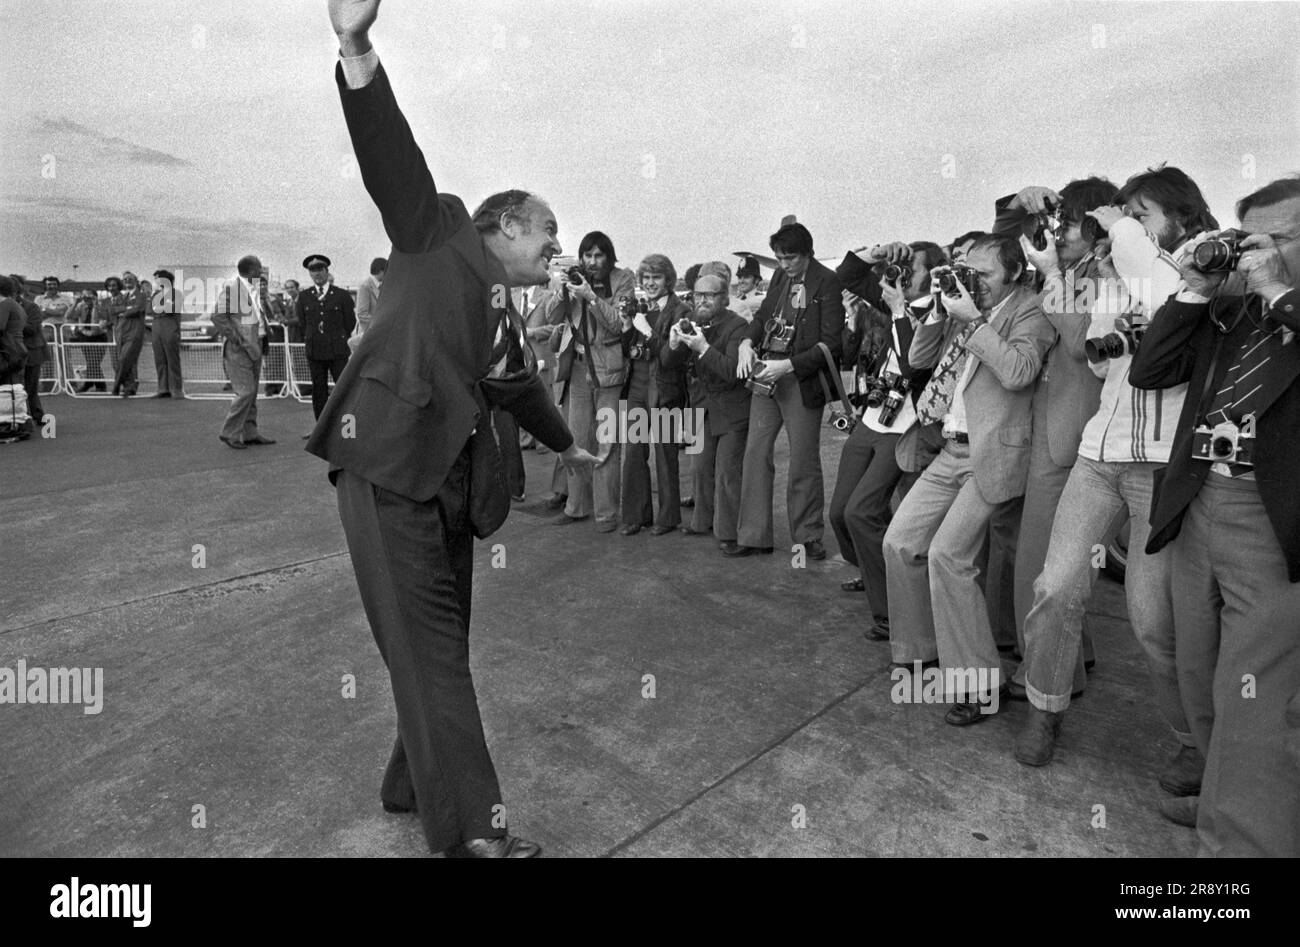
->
xmin=219 ymin=436 xmax=248 ymax=450
xmin=445 ymin=835 xmax=541 ymax=858
xmin=679 ymin=525 xmax=710 ymax=536
xmin=246 ymin=435 xmax=277 ymax=445
xmin=382 ymin=800 xmax=416 ymax=814
xmin=719 ymin=540 xmax=740 ymax=554
xmin=151 ymin=392 xmax=172 ymax=399
xmin=544 ymin=494 xmax=568 ymax=511
xmin=511 ymin=492 xmax=526 ymax=502
xmin=550 ymin=514 xmax=587 ymax=526
xmin=841 ymin=577 xmax=865 ymax=592
xmin=595 ymin=520 xmax=618 ymax=533
xmin=862 ymin=623 xmax=890 ymax=642
xmin=1014 ymin=707 xmax=1065 ymax=766
xmin=1158 ymin=745 xmax=1205 ymax=797
xmin=680 ymin=496 xmax=695 ymax=508
xmin=1157 ymin=795 xmax=1199 ymax=828
xmin=802 ymin=540 xmax=827 ymax=560
xmin=888 ymin=658 xmax=938 ymax=673
xmin=722 ymin=544 xmax=773 ymax=557
xmin=620 ymin=524 xmax=643 ymax=536
xmin=649 ymin=525 xmax=674 ymax=536
xmin=944 ymin=686 xmax=1009 ymax=727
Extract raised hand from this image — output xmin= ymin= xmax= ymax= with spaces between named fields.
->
xmin=329 ymin=0 xmax=381 ymax=53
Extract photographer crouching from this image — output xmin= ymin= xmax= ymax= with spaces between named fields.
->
xmin=1128 ymin=176 xmax=1300 ymax=857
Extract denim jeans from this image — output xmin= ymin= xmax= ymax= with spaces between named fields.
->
xmin=1022 ymin=456 xmax=1192 ymax=745
xmin=1170 ymin=473 xmax=1300 ymax=857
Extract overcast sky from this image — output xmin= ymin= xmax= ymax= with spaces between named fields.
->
xmin=2 ymin=0 xmax=1297 ymax=287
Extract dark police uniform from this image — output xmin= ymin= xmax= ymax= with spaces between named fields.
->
xmin=295 ymin=256 xmax=356 ymax=418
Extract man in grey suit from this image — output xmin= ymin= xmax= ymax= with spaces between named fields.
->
xmin=209 ymin=255 xmax=276 ymax=449
xmin=883 ymin=235 xmax=1054 ymax=724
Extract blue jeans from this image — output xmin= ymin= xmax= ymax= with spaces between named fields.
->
xmin=1022 ymin=457 xmax=1192 ymax=744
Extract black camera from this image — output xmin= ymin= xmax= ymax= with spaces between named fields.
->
xmin=626 ymin=299 xmax=652 ymax=360
xmin=884 ymin=262 xmax=912 ymax=285
xmin=677 ymin=317 xmax=696 ymax=335
xmin=566 ymin=266 xmax=585 ymax=285
xmin=1030 ymin=213 xmax=1061 ymax=251
xmin=863 ymin=371 xmax=910 ymax=426
xmin=937 ymin=264 xmax=980 ymax=299
xmin=830 ymin=410 xmax=857 ymax=433
xmin=759 ymin=316 xmax=795 ymax=357
xmin=1085 ymin=314 xmax=1148 ymax=363
xmin=1192 ymin=420 xmax=1254 ymax=467
xmin=1192 ymin=229 xmax=1248 ymax=273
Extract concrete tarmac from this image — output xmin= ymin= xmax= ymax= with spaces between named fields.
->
xmin=0 ymin=394 xmax=1196 ymax=857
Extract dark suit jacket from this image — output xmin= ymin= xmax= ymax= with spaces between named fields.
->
xmin=19 ymin=299 xmax=45 ymax=366
xmin=745 ymin=257 xmax=844 ymax=409
xmin=305 ymin=63 xmax=571 ymax=503
xmin=1037 ymin=255 xmax=1105 ymax=467
xmin=0 ymin=298 xmax=26 ymax=379
xmin=651 ymin=294 xmax=693 ymax=408
xmin=297 ymin=284 xmax=356 ymax=361
xmin=663 ymin=310 xmax=751 ymax=435
xmin=1128 ymin=289 xmax=1300 ymax=581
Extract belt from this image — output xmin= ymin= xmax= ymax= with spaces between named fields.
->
xmin=948 ymin=432 xmax=969 ymax=445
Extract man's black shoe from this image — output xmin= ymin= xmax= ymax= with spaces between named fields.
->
xmin=445 ymin=836 xmax=541 ymax=859
xmin=649 ymin=525 xmax=674 ymax=536
xmin=841 ymin=577 xmax=865 ymax=592
xmin=544 ymin=493 xmax=567 ymax=511
xmin=246 ymin=435 xmax=277 ymax=445
xmin=382 ymin=801 xmax=416 ymax=814
xmin=219 ymin=436 xmax=248 ymax=450
xmin=802 ymin=540 xmax=827 ymax=560
xmin=719 ymin=540 xmax=740 ymax=554
xmin=679 ymin=525 xmax=710 ymax=536
xmin=152 ymin=392 xmax=172 ymax=399
xmin=722 ymin=544 xmax=773 ymax=557
xmin=888 ymin=658 xmax=938 ymax=673
xmin=863 ymin=623 xmax=890 ymax=642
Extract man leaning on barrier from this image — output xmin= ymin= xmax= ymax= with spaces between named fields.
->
xmin=306 ymin=0 xmax=597 ymax=859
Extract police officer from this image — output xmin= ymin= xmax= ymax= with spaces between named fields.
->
xmin=296 ymin=254 xmax=356 ymax=421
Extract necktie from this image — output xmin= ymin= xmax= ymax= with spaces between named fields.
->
xmin=1210 ymin=299 xmax=1277 ymax=426
xmin=914 ymin=323 xmax=977 ymax=425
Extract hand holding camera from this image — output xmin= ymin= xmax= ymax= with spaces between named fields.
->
xmin=1019 ymin=232 xmax=1060 ymax=280
xmin=931 ymin=264 xmax=981 ymax=322
xmin=1011 ymin=185 xmax=1060 ymax=216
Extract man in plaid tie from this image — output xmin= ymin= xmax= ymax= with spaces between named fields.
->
xmin=882 ymin=235 xmax=1054 ymax=725
xmin=1130 ymin=176 xmax=1300 ymax=857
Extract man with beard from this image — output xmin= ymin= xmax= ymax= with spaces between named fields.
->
xmin=663 ymin=272 xmax=751 ymax=548
xmin=541 ymin=230 xmax=636 ymax=532
xmin=1014 ymin=166 xmax=1217 ymax=793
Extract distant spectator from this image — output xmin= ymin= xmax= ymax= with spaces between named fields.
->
xmin=112 ymin=271 xmax=147 ymax=397
xmin=731 ymin=255 xmax=766 ymax=323
xmin=10 ymin=275 xmax=47 ymax=425
xmin=151 ymin=269 xmax=184 ymax=398
xmin=354 ymin=256 xmax=386 ymax=342
xmin=69 ymin=285 xmax=112 ymax=392
xmin=0 ymin=275 xmax=26 ymax=385
xmin=280 ymin=279 xmax=303 ymax=343
xmin=36 ymin=277 xmax=71 ymax=325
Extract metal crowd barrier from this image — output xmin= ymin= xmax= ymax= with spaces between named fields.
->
xmin=52 ymin=322 xmax=294 ymax=400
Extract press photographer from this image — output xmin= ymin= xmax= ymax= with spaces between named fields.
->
xmin=881 ymin=235 xmax=1053 ymax=723
xmin=830 ymin=241 xmax=942 ymax=641
xmin=729 ymin=221 xmax=844 ymax=559
xmin=1128 ymin=175 xmax=1300 ymax=858
xmin=1013 ymin=166 xmax=1214 ymax=789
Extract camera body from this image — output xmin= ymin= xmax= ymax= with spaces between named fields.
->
xmin=566 ymin=265 xmax=584 ymax=285
xmin=937 ymin=264 xmax=981 ymax=299
xmin=1192 ymin=229 xmax=1249 ymax=273
xmin=1085 ymin=314 xmax=1148 ymax=364
xmin=677 ymin=317 xmax=696 ymax=335
xmin=745 ymin=317 xmax=797 ymax=398
xmin=1031 ymin=213 xmax=1062 ymax=251
xmin=1192 ymin=420 xmax=1255 ymax=467
xmin=830 ymin=410 xmax=857 ymax=433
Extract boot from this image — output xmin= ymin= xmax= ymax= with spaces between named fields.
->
xmin=1014 ymin=706 xmax=1064 ymax=766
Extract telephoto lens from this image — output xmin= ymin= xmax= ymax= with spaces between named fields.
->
xmin=1192 ymin=230 xmax=1246 ymax=273
xmin=884 ymin=263 xmax=912 ymax=285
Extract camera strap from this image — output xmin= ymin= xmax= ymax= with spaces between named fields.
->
xmin=816 ymin=342 xmax=855 ymax=419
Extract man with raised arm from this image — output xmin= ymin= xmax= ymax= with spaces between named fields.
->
xmin=307 ymin=0 xmax=596 ymax=859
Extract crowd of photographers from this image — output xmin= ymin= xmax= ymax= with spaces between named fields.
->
xmin=528 ymin=168 xmax=1299 ymax=858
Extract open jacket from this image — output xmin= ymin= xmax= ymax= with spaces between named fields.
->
xmin=745 ymin=257 xmax=844 ymax=410
xmin=542 ymin=267 xmax=635 ymax=390
xmin=305 ymin=61 xmax=571 ymax=503
xmin=662 ymin=309 xmax=751 ymax=435
xmin=896 ymin=284 xmax=1054 ymax=503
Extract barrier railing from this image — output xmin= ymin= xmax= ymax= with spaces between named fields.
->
xmin=54 ymin=322 xmax=291 ymax=400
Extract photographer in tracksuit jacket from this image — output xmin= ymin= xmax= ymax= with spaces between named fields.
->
xmin=1128 ymin=176 xmax=1300 ymax=858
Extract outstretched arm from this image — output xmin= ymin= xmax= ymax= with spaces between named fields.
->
xmin=331 ymin=0 xmax=457 ymax=253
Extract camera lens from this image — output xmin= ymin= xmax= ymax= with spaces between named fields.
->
xmin=566 ymin=266 xmax=583 ymax=284
xmin=1193 ymin=240 xmax=1235 ymax=273
xmin=1210 ymin=436 xmax=1235 ymax=460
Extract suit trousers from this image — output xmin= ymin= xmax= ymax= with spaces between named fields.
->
xmin=492 ymin=408 xmax=525 ymax=497
xmin=983 ymin=498 xmax=1022 ymax=650
xmin=113 ymin=318 xmax=145 ymax=393
xmin=1168 ymin=474 xmax=1300 ymax=857
xmin=22 ymin=363 xmax=45 ymax=423
xmin=620 ymin=392 xmax=655 ymax=528
xmin=882 ymin=442 xmax=1001 ymax=689
xmin=1021 ymin=457 xmax=1191 ymax=745
xmin=335 ymin=465 xmax=504 ymax=854
xmin=691 ymin=421 xmax=747 ymax=541
xmin=309 ymin=355 xmax=350 ymax=419
xmin=152 ymin=315 xmax=184 ymax=395
xmin=219 ymin=336 xmax=262 ymax=444
xmin=828 ymin=423 xmax=905 ymax=630
xmin=737 ymin=373 xmax=825 ymax=549
xmin=563 ymin=364 xmax=621 ymax=525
